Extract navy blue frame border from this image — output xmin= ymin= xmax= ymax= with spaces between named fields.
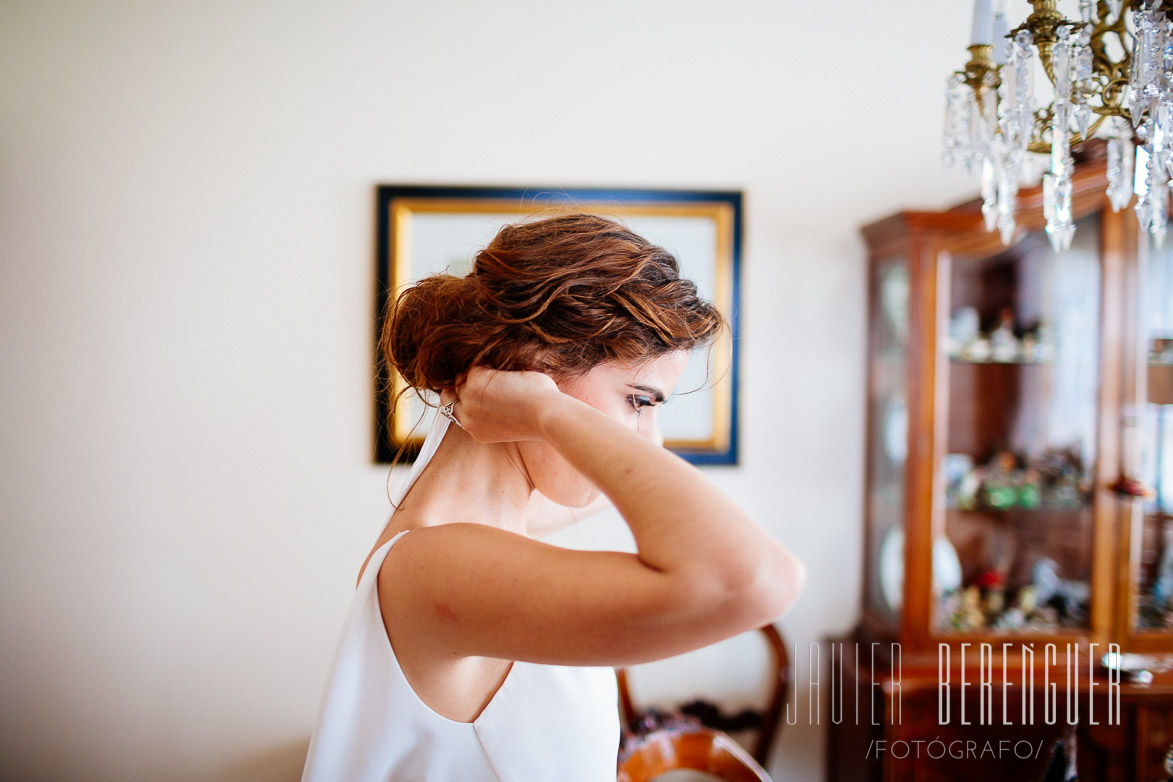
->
xmin=374 ymin=185 xmax=742 ymax=466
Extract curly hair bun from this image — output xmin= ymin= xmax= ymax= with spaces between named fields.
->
xmin=380 ymin=212 xmax=724 ymax=401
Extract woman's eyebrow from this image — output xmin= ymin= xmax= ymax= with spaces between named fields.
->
xmin=627 ymin=384 xmax=666 ymax=403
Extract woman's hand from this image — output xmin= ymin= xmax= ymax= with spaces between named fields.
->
xmin=446 ymin=366 xmax=564 ymax=443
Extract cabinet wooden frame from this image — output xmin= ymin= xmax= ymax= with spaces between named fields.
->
xmin=856 ymin=156 xmax=1158 ymax=663
xmin=831 ymin=154 xmax=1173 ymax=782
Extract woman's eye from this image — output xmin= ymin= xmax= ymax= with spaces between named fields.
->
xmin=629 ymin=395 xmax=655 ymax=413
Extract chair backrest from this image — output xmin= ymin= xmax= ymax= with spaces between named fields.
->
xmin=617 ymin=728 xmax=772 ymax=782
xmin=1038 ymin=725 xmax=1078 ymax=782
xmin=616 ymin=623 xmax=790 ymax=767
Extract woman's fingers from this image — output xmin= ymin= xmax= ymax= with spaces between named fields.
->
xmin=450 ymin=367 xmax=560 ymax=443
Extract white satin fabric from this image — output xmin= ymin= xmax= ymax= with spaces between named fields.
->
xmin=301 ymin=411 xmax=620 ymax=782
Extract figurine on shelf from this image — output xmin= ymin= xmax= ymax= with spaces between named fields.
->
xmin=941 ymin=563 xmax=1090 ymax=633
xmin=981 ymin=452 xmax=1020 ymax=509
xmin=938 ymin=590 xmax=961 ymax=629
xmin=975 ymin=570 xmax=1006 ymax=618
xmin=948 ymin=307 xmax=980 ymax=359
xmin=1022 ymin=319 xmax=1054 ymax=363
xmin=1018 ymin=467 xmax=1042 ymax=509
xmin=1038 ymin=446 xmax=1089 ymax=508
xmin=946 ymin=448 xmax=1090 ymax=511
xmin=1052 ymin=582 xmax=1090 ymax=625
xmin=1027 ymin=605 xmax=1062 ymax=631
xmin=943 ymin=453 xmax=973 ymax=488
xmin=975 ymin=570 xmax=1002 ymax=590
xmin=965 ymin=334 xmax=992 ymax=362
xmin=990 ymin=309 xmax=1021 ymax=362
xmin=1031 ymin=558 xmax=1062 ymax=606
xmin=992 ymin=607 xmax=1027 ymax=631
xmin=1020 ymin=332 xmax=1039 ymax=362
xmin=1017 ymin=585 xmax=1037 ymax=615
xmin=961 ymin=586 xmax=985 ymax=630
xmin=1030 ymin=557 xmax=1089 ymax=625
xmin=985 ymin=586 xmax=1006 ymax=616
xmin=943 ymin=453 xmax=974 ymax=508
xmin=938 ymin=586 xmax=995 ymax=630
xmin=939 ymin=567 xmax=1053 ymax=631
xmin=946 ymin=308 xmax=1058 ymax=364
xmin=956 ymin=466 xmax=983 ymax=510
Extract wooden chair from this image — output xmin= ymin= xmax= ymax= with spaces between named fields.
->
xmin=617 ymin=728 xmax=772 ymax=782
xmin=1037 ymin=726 xmax=1077 ymax=782
xmin=616 ymin=624 xmax=790 ymax=767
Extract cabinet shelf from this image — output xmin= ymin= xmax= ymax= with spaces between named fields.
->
xmin=944 ymin=504 xmax=1090 ymax=515
xmin=948 ymin=357 xmax=1053 ymax=366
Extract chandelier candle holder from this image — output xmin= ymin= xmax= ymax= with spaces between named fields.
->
xmin=944 ymin=0 xmax=1173 ymax=251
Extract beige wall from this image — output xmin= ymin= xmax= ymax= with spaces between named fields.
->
xmin=0 ymin=2 xmax=979 ymax=780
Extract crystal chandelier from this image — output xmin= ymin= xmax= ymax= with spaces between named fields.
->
xmin=943 ymin=0 xmax=1173 ymax=251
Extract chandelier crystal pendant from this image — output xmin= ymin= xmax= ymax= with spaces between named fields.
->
xmin=943 ymin=0 xmax=1173 ymax=251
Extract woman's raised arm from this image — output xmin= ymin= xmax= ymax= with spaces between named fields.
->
xmin=377 ymin=367 xmax=805 ymax=668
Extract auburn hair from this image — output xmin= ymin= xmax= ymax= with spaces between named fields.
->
xmin=380 ymin=212 xmax=724 ymax=423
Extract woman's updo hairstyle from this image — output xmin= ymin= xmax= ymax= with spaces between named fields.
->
xmin=381 ymin=212 xmax=725 ymax=413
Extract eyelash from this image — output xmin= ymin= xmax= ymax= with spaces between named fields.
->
xmin=629 ymin=395 xmax=657 ymax=414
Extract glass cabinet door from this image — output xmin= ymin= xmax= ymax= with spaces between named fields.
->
xmin=934 ymin=214 xmax=1102 ymax=635
xmin=1133 ymin=237 xmax=1173 ymax=632
xmin=866 ymin=256 xmax=910 ymax=626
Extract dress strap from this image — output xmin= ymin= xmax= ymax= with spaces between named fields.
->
xmin=390 ymin=407 xmax=453 ymax=506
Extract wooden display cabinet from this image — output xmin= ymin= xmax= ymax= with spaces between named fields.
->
xmin=828 ymin=155 xmax=1173 ymax=782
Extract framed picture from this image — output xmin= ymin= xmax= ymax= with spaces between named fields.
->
xmin=374 ymin=185 xmax=742 ymax=465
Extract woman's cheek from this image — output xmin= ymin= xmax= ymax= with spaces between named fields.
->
xmin=635 ymin=408 xmax=659 ymax=440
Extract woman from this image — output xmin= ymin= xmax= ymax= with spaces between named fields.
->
xmin=302 ymin=213 xmax=805 ymax=781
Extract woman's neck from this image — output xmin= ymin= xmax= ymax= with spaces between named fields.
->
xmin=385 ymin=424 xmax=535 ymax=538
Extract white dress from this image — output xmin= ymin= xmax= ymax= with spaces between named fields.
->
xmin=301 ymin=411 xmax=620 ymax=782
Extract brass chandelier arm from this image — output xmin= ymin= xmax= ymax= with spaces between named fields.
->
xmin=945 ymin=0 xmax=1173 ymax=249
xmin=1085 ymin=2 xmax=1134 ymax=115
xmin=967 ymin=0 xmax=1139 ymax=154
xmin=1012 ymin=0 xmax=1134 ymax=93
xmin=1026 ymin=114 xmax=1112 ymax=154
xmin=1011 ymin=0 xmax=1069 ymax=84
xmin=1089 ymin=1 xmax=1134 ymax=77
xmin=960 ymin=44 xmax=998 ymax=93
